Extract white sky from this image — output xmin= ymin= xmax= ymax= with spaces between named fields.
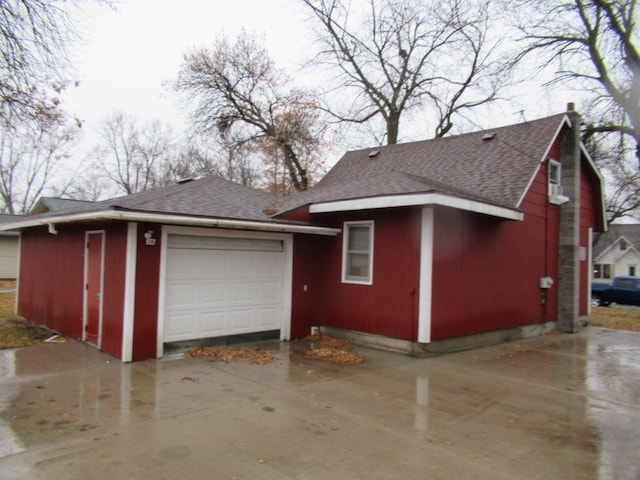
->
xmin=62 ymin=0 xmax=577 ymax=162
xmin=64 ymin=0 xmax=312 ymax=147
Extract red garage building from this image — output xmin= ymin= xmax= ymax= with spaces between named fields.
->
xmin=2 ymin=108 xmax=606 ymax=361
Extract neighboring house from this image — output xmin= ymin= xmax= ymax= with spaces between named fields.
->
xmin=0 ymin=214 xmax=21 ymax=280
xmin=592 ymin=224 xmax=640 ymax=284
xmin=0 ymin=108 xmax=606 ymax=362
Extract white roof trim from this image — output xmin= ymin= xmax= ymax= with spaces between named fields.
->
xmin=0 ymin=210 xmax=340 ymax=236
xmin=516 ymin=114 xmax=571 ymax=209
xmin=309 ymin=193 xmax=524 ymax=221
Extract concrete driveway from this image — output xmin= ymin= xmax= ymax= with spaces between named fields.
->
xmin=0 ymin=327 xmax=638 ymax=480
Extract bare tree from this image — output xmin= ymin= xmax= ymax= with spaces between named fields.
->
xmin=0 ymin=103 xmax=80 ymax=214
xmin=512 ymin=0 xmax=639 ymax=164
xmin=509 ymin=0 xmax=639 ymax=219
xmin=300 ymin=0 xmax=508 ymax=144
xmin=0 ymin=0 xmax=110 ymax=126
xmin=174 ymin=31 xmax=328 ymax=191
xmin=90 ymin=112 xmax=177 ymax=195
xmin=177 ymin=132 xmax=262 ymax=187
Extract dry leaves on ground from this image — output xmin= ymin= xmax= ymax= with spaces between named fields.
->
xmin=184 ymin=346 xmax=278 ymax=365
xmin=304 ymin=347 xmax=365 ymax=364
xmin=302 ymin=333 xmax=366 ymax=365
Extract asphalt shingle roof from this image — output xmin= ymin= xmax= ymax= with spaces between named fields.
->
xmin=27 ymin=176 xmax=280 ymax=223
xmin=277 ymin=113 xmax=567 ymax=215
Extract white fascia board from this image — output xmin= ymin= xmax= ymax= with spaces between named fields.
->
xmin=516 ymin=114 xmax=571 ymax=209
xmin=310 ymin=193 xmax=523 ymax=221
xmin=0 ymin=210 xmax=340 ymax=236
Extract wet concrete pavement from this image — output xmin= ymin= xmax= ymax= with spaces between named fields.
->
xmin=0 ymin=327 xmax=638 ymax=480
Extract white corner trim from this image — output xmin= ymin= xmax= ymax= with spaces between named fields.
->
xmin=418 ymin=208 xmax=434 ymax=343
xmin=587 ymin=228 xmax=593 ymax=316
xmin=310 ymin=193 xmax=523 ymax=221
xmin=121 ymin=222 xmax=137 ymax=362
xmin=281 ymin=236 xmax=294 ymax=341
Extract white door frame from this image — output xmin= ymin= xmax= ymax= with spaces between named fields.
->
xmin=83 ymin=230 xmax=106 ymax=348
xmin=156 ymin=225 xmax=294 ymax=358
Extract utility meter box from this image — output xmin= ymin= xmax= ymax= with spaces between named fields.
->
xmin=539 ymin=277 xmax=554 ymax=289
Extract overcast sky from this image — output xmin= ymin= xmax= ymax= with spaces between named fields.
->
xmin=62 ymin=0 xmax=577 ymax=161
xmin=64 ymin=0 xmax=311 ymax=145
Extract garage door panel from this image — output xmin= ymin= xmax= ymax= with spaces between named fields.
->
xmin=165 ymin=312 xmax=197 ymax=339
xmin=200 ymin=251 xmax=227 ymax=275
xmin=201 ymin=282 xmax=226 ymax=305
xmin=200 ymin=311 xmax=226 ymax=335
xmin=258 ymin=281 xmax=282 ymax=301
xmin=166 ymin=282 xmax=199 ymax=308
xmin=229 ymin=282 xmax=254 ymax=302
xmin=255 ymin=254 xmax=284 ymax=275
xmin=228 ymin=309 xmax=253 ymax=331
xmin=163 ymin=235 xmax=287 ymax=344
xmin=166 ymin=250 xmax=200 ymax=276
xmin=256 ymin=307 xmax=281 ymax=328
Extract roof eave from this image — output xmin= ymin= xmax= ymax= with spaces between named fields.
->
xmin=0 ymin=209 xmax=340 ymax=236
xmin=309 ymin=193 xmax=523 ymax=221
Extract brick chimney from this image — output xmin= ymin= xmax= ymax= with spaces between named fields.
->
xmin=557 ymin=103 xmax=581 ymax=332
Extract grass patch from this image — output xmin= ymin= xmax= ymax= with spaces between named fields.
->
xmin=588 ymin=306 xmax=640 ymax=332
xmin=0 ymin=290 xmax=51 ymax=349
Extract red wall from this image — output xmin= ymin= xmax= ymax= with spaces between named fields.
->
xmin=291 ymin=207 xmax=422 ymax=340
xmin=132 ymin=222 xmax=161 ymax=361
xmin=18 ymin=225 xmax=86 ymax=339
xmin=18 ymin=222 xmax=127 ymax=358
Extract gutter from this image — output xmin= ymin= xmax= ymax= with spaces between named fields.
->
xmin=0 ymin=210 xmax=341 ymax=236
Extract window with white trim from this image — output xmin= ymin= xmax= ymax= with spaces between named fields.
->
xmin=548 ymin=159 xmax=561 ymax=195
xmin=342 ymin=221 xmax=373 ymax=284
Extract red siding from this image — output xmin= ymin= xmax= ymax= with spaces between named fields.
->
xmin=291 ymin=207 xmax=422 ymax=340
xmin=18 ymin=225 xmax=86 ymax=339
xmin=132 ymin=222 xmax=161 ymax=361
xmin=18 ymin=222 xmax=127 ymax=358
xmin=101 ymin=224 xmax=127 ymax=358
xmin=290 ymin=234 xmax=328 ymax=338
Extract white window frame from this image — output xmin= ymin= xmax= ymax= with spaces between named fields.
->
xmin=548 ymin=159 xmax=569 ymax=205
xmin=342 ymin=221 xmax=374 ymax=285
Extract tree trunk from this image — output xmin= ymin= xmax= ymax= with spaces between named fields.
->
xmin=386 ymin=111 xmax=400 ymax=145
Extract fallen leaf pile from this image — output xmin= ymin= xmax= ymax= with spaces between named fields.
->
xmin=184 ymin=346 xmax=278 ymax=365
xmin=304 ymin=347 xmax=365 ymax=364
xmin=304 ymin=333 xmax=353 ymax=350
xmin=303 ymin=333 xmax=366 ymax=364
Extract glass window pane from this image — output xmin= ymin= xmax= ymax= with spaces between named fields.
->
xmin=603 ymin=264 xmax=611 ymax=279
xmin=348 ymin=253 xmax=369 ymax=278
xmin=349 ymin=226 xmax=370 ymax=251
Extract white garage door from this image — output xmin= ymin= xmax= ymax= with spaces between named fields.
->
xmin=163 ymin=234 xmax=286 ymax=343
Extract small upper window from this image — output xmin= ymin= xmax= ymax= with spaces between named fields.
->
xmin=342 ymin=221 xmax=373 ymax=284
xmin=548 ymin=160 xmax=561 ymax=186
xmin=548 ymin=159 xmax=569 ymax=204
xmin=620 ymin=239 xmax=628 ymax=250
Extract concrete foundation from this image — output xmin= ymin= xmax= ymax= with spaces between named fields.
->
xmin=320 ymin=321 xmax=558 ymax=357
